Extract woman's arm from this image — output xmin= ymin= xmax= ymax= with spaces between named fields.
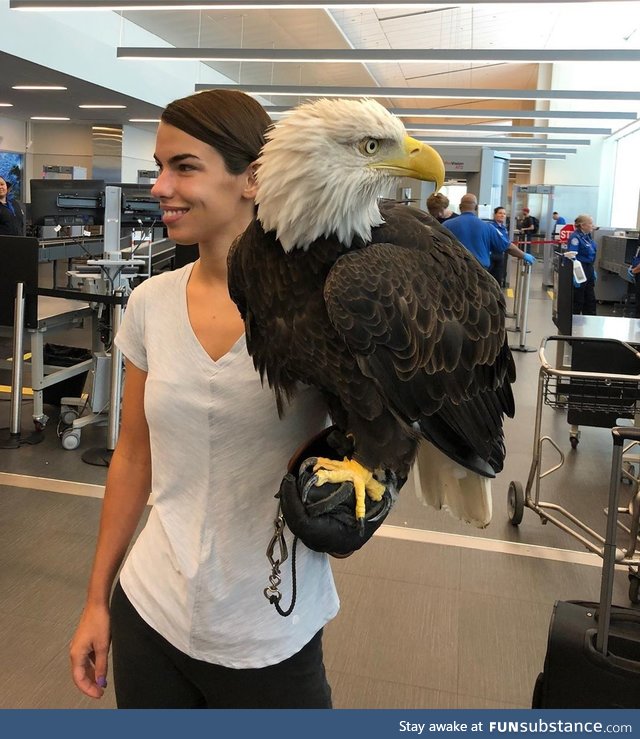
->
xmin=69 ymin=360 xmax=152 ymax=699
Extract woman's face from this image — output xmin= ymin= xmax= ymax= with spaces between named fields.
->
xmin=0 ymin=178 xmax=8 ymax=202
xmin=151 ymin=122 xmax=254 ymax=248
xmin=579 ymin=218 xmax=594 ymax=234
xmin=494 ymin=208 xmax=506 ymax=224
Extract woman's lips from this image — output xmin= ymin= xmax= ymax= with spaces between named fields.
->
xmin=162 ymin=207 xmax=190 ymax=225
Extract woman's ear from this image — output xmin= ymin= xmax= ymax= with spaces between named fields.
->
xmin=242 ymin=164 xmax=259 ymax=199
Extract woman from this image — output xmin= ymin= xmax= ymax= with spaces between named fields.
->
xmin=0 ymin=176 xmax=25 ymax=236
xmin=568 ymin=214 xmax=597 ymax=315
xmin=488 ymin=206 xmax=510 ymax=286
xmin=69 ymin=89 xmax=339 ymax=709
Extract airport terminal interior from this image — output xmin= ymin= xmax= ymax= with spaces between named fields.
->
xmin=1 ymin=0 xmax=640 ymax=712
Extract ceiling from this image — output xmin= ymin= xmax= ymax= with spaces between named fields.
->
xmin=0 ymin=50 xmax=163 ymax=126
xmin=3 ymin=2 xmax=640 ymax=178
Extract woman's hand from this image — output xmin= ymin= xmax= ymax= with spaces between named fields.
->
xmin=69 ymin=602 xmax=111 ymax=699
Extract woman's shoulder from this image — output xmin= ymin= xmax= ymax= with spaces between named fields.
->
xmin=135 ymin=263 xmax=191 ymax=293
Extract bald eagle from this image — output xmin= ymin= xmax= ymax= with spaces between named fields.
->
xmin=228 ymin=98 xmax=515 ymax=529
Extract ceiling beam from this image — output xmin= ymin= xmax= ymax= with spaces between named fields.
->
xmin=263 ymin=105 xmax=637 ymax=120
xmin=416 ymin=136 xmax=589 ymax=145
xmin=490 ymin=148 xmax=576 ymax=154
xmin=195 ymin=83 xmax=640 ymax=103
xmin=13 ymin=0 xmax=640 ymax=7
xmin=404 ymin=124 xmax=610 ymax=135
xmin=119 ymin=47 xmax=640 ymax=63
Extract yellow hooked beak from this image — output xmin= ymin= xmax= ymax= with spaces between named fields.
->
xmin=370 ymin=136 xmax=445 ymax=191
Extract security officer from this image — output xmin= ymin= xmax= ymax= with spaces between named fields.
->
xmin=568 ymin=214 xmax=597 ymax=315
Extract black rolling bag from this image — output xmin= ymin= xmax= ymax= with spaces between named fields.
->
xmin=532 ymin=427 xmax=640 ymax=708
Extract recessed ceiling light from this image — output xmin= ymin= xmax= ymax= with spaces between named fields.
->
xmin=13 ymin=85 xmax=67 ymax=91
xmin=0 ymin=103 xmax=14 ymax=107
xmin=79 ymin=104 xmax=127 ymax=109
xmin=128 ymin=118 xmax=160 ymax=123
xmin=30 ymin=116 xmax=70 ymax=121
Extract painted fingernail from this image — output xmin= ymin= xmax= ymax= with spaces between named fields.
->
xmin=96 ymin=676 xmax=107 ymax=689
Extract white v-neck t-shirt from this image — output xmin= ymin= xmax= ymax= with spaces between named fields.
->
xmin=114 ymin=263 xmax=339 ymax=668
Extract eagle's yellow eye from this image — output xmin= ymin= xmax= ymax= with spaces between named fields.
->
xmin=359 ymin=138 xmax=380 ymax=156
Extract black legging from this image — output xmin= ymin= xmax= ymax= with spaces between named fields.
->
xmin=110 ymin=580 xmax=332 ymax=709
xmin=572 ymin=263 xmax=597 ymax=316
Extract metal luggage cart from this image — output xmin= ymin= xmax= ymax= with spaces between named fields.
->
xmin=508 ymin=335 xmax=640 ymax=602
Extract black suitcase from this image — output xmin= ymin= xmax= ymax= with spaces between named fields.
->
xmin=533 ymin=427 xmax=640 ymax=708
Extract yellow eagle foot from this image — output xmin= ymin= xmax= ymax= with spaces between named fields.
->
xmin=313 ymin=457 xmax=385 ymax=525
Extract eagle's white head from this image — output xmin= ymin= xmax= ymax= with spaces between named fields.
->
xmin=255 ymin=98 xmax=445 ymax=252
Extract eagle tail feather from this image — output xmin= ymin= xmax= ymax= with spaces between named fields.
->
xmin=413 ymin=441 xmax=492 ymax=528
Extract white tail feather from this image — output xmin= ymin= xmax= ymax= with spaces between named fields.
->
xmin=412 ymin=442 xmax=492 ymax=528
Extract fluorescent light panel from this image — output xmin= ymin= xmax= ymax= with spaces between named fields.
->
xmin=12 ymin=85 xmax=67 ymax=90
xmin=265 ymin=106 xmax=636 ymax=121
xmin=128 ymin=118 xmax=160 ymax=122
xmin=119 ymin=47 xmax=640 ymax=63
xmin=79 ymin=104 xmax=127 ymax=109
xmin=12 ymin=0 xmax=632 ymax=7
xmin=0 ymin=103 xmax=13 ymax=107
xmin=196 ymin=83 xmax=640 ymax=103
xmin=30 ymin=116 xmax=70 ymax=120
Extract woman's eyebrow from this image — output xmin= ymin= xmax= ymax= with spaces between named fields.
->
xmin=154 ymin=153 xmax=200 ymax=166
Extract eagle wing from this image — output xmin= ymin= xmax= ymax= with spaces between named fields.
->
xmin=324 ymin=207 xmax=515 ymax=477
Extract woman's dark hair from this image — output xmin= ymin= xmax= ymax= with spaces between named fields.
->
xmin=494 ymin=206 xmax=505 ymax=214
xmin=161 ymin=89 xmax=272 ymax=175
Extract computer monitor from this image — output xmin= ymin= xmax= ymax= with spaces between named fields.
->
xmin=113 ymin=183 xmax=162 ymax=226
xmin=29 ymin=179 xmax=105 ymax=227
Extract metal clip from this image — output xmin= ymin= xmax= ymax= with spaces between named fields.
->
xmin=266 ymin=512 xmax=288 ymax=568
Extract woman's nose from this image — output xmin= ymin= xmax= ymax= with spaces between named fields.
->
xmin=151 ymin=170 xmax=171 ymax=198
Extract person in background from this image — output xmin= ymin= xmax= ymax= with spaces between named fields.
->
xmin=568 ymin=214 xmax=597 ymax=315
xmin=69 ymin=89 xmax=341 ymax=709
xmin=444 ymin=195 xmax=534 ymax=277
xmin=426 ymin=192 xmax=457 ymax=224
xmin=627 ymin=244 xmax=640 ymax=318
xmin=551 ymin=211 xmax=566 ymax=240
xmin=519 ymin=207 xmax=537 ymax=245
xmin=0 ymin=176 xmax=25 ymax=236
xmin=488 ymin=206 xmax=511 ymax=286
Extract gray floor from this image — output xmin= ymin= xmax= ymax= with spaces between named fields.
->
xmin=1 ymin=260 xmax=638 ymax=709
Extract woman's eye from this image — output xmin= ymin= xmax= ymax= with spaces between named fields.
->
xmin=359 ymin=138 xmax=380 ymax=156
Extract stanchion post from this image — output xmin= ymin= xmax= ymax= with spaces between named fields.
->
xmin=107 ymin=298 xmax=124 ymax=451
xmin=9 ymin=282 xmax=25 ymax=437
xmin=510 ymin=262 xmax=536 ymax=352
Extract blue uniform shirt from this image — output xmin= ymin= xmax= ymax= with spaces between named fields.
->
xmin=443 ymin=212 xmax=507 ymax=269
xmin=490 ymin=220 xmax=510 ymax=252
xmin=568 ymin=229 xmax=596 ymax=265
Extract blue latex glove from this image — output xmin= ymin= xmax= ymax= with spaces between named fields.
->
xmin=523 ymin=253 xmax=536 ymax=265
xmin=628 ymin=266 xmax=635 ymax=281
xmin=593 ymin=269 xmax=598 ymax=283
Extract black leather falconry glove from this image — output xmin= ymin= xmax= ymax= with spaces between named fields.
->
xmin=278 ymin=427 xmax=402 ymax=555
